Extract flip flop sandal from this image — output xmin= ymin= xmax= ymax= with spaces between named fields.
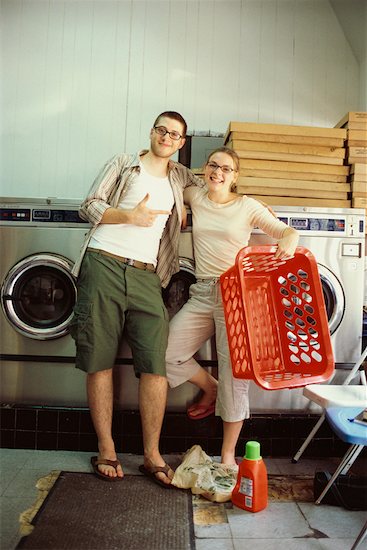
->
xmin=139 ymin=462 xmax=174 ymax=489
xmin=187 ymin=402 xmax=216 ymax=420
xmin=91 ymin=456 xmax=123 ymax=481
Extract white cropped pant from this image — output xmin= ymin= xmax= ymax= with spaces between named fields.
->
xmin=166 ymin=279 xmax=249 ymax=422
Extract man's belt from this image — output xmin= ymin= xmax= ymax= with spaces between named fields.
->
xmin=87 ymin=248 xmax=155 ymax=272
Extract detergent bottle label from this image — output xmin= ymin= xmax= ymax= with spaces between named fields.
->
xmin=239 ymin=476 xmax=253 ymax=503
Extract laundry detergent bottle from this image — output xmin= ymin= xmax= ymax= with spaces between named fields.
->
xmin=231 ymin=441 xmax=268 ymax=512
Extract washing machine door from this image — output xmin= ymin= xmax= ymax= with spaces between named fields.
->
xmin=162 ymin=257 xmax=196 ymax=320
xmin=318 ymin=264 xmax=345 ymax=335
xmin=1 ymin=253 xmax=77 ymax=340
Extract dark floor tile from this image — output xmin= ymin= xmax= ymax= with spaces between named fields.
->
xmin=303 ymin=438 xmax=334 ymax=458
xmin=57 ymin=433 xmax=79 ymax=451
xmin=162 ymin=437 xmax=188 ymax=454
xmin=36 ymin=432 xmax=58 ymax=450
xmin=251 ymin=416 xmax=273 ymax=437
xmin=112 ymin=411 xmax=123 ymax=434
xmin=14 ymin=430 xmax=36 ymax=449
xmin=271 ymin=437 xmax=294 ymax=457
xmin=188 ymin=416 xmax=217 ymax=438
xmin=270 ymin=417 xmax=295 ymax=438
xmin=79 ymin=433 xmax=98 ymax=452
xmin=37 ymin=409 xmax=58 ymax=432
xmin=186 ymin=437 xmax=209 ymax=452
xmin=80 ymin=411 xmax=95 ymax=433
xmin=121 ymin=435 xmax=143 ymax=454
xmin=240 ymin=419 xmax=253 ymax=438
xmin=59 ymin=410 xmax=80 ymax=433
xmin=16 ymin=409 xmax=37 ymax=431
xmin=161 ymin=414 xmax=188 ymax=437
xmin=122 ymin=412 xmax=142 ymax=435
xmin=0 ymin=429 xmax=15 ymax=448
xmin=0 ymin=407 xmax=16 ymax=429
xmin=207 ymin=438 xmax=223 ymax=456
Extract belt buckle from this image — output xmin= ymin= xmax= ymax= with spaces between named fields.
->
xmin=126 ymin=258 xmax=135 ymax=266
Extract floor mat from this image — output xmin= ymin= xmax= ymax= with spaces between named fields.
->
xmin=17 ymin=472 xmax=195 ymax=550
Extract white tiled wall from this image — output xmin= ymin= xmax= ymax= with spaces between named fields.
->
xmin=0 ymin=0 xmax=362 ymax=199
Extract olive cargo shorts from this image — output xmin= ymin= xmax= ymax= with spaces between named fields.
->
xmin=70 ymin=250 xmax=169 ymax=376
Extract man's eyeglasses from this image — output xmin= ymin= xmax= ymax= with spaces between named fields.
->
xmin=207 ymin=162 xmax=235 ymax=175
xmin=154 ymin=126 xmax=183 ymax=141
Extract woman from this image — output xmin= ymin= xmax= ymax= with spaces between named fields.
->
xmin=165 ymin=147 xmax=299 ymax=465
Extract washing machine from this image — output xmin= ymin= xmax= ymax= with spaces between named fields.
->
xmin=0 ymin=197 xmax=213 ymax=409
xmin=0 ymin=197 xmax=91 ymax=405
xmin=248 ymin=205 xmax=365 ymax=412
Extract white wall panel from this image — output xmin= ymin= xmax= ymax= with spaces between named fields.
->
xmin=237 ymin=0 xmax=262 ymax=122
xmin=272 ymin=0 xmax=295 ymax=124
xmin=208 ymin=1 xmax=242 ymax=132
xmin=0 ymin=0 xmax=362 ymax=199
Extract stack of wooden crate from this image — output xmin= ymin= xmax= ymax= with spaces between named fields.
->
xmin=335 ymin=111 xmax=367 ymax=217
xmin=224 ymin=121 xmax=349 ymax=208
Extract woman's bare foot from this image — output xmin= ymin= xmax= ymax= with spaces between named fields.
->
xmin=187 ymin=372 xmax=218 ymax=418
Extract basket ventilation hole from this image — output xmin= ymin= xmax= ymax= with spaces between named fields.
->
xmin=287 ymin=331 xmax=297 ymax=343
xmin=311 ymin=351 xmax=322 ymax=362
xmin=287 ymin=272 xmax=297 ymax=283
xmin=300 ymin=281 xmax=310 ymax=291
xmin=298 ymin=269 xmax=308 ymax=279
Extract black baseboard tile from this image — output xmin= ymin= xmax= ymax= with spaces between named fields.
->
xmin=0 ymin=405 xmax=350 ymax=458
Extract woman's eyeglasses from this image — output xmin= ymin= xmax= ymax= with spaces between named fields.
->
xmin=206 ymin=162 xmax=235 ymax=175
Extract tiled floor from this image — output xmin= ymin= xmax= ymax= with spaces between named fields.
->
xmin=0 ymin=449 xmax=366 ymax=550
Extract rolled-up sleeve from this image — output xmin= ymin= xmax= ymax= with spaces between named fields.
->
xmin=79 ymin=155 xmax=122 ymax=225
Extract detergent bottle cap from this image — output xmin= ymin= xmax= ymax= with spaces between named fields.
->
xmin=244 ymin=441 xmax=261 ymax=460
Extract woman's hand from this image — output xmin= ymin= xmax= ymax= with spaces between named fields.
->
xmin=274 ymin=227 xmax=299 ymax=259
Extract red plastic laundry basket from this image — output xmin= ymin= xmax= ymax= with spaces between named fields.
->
xmin=220 ymin=246 xmax=334 ymax=390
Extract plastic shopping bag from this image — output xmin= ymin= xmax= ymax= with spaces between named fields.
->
xmin=171 ymin=445 xmax=238 ymax=502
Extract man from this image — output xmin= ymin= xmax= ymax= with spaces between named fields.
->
xmin=70 ymin=111 xmax=203 ymax=485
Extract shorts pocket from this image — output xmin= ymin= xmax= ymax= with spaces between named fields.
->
xmin=69 ymin=301 xmax=93 ymax=341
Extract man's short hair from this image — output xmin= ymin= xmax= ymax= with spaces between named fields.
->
xmin=153 ymin=111 xmax=187 ymax=137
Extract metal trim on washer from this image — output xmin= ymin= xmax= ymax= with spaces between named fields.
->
xmin=1 ymin=253 xmax=77 ymax=340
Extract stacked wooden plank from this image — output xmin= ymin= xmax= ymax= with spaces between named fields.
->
xmin=224 ymin=121 xmax=350 ymax=208
xmin=335 ymin=112 xmax=367 ymax=220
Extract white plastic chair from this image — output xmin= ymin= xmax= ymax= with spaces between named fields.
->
xmin=292 ymin=347 xmax=367 ymax=463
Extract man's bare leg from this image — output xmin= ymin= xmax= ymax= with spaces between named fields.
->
xmin=87 ymin=369 xmax=123 ymax=478
xmin=139 ymin=373 xmax=173 ymax=485
xmin=221 ymin=420 xmax=244 ymax=465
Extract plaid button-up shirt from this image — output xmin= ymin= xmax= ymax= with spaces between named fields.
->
xmin=72 ymin=150 xmax=204 ymax=288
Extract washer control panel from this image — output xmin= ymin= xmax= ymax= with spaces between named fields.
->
xmin=0 ymin=207 xmax=88 ymax=224
xmin=289 ymin=217 xmax=345 ymax=232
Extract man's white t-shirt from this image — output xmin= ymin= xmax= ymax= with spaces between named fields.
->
xmin=89 ymin=163 xmax=174 ymax=266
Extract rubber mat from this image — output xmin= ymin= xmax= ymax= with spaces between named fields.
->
xmin=17 ymin=472 xmax=195 ymax=550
